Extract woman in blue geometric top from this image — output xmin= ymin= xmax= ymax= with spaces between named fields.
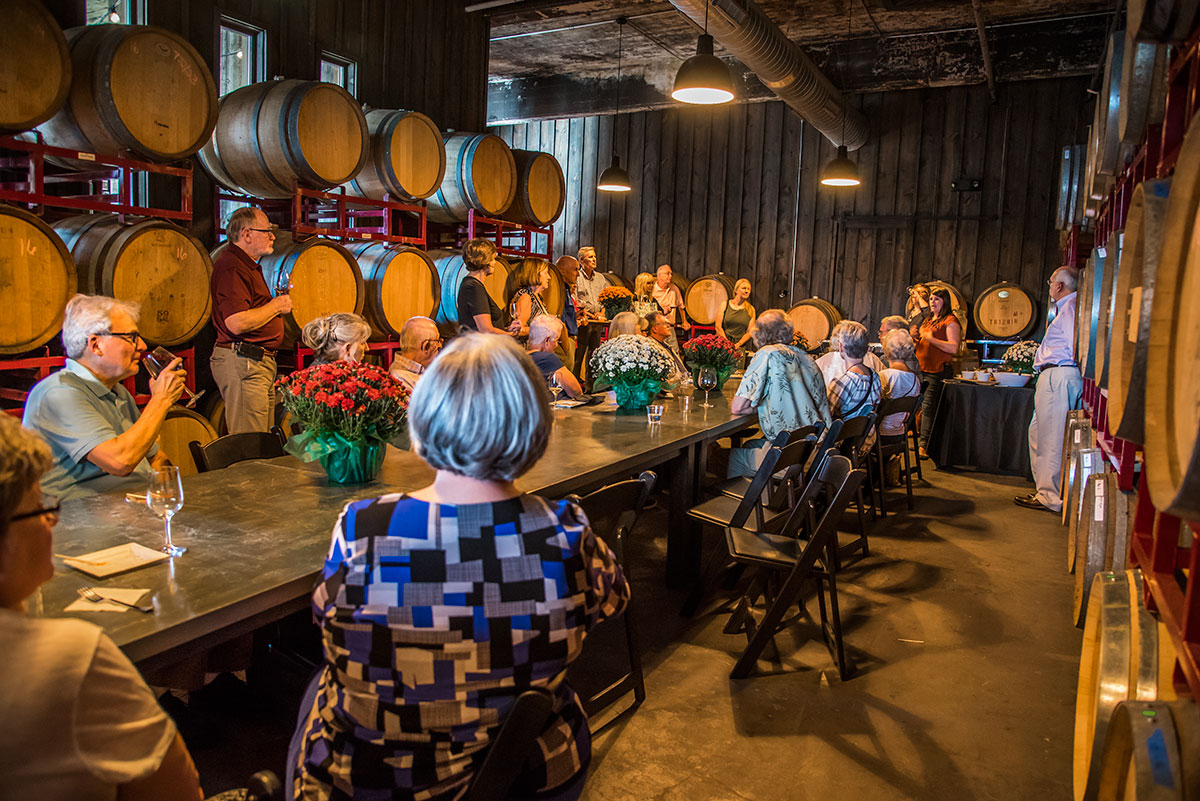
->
xmin=291 ymin=333 xmax=629 ymax=801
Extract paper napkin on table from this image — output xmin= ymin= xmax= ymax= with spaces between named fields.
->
xmin=64 ymin=587 xmax=151 ymax=613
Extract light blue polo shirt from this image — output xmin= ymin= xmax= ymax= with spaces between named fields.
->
xmin=22 ymin=359 xmax=157 ymax=501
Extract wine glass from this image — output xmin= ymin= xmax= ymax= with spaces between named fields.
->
xmin=547 ymin=374 xmax=563 ymax=405
xmin=144 ymin=346 xmax=203 ymax=409
xmin=697 ymin=367 xmax=718 ymax=409
xmin=147 ymin=466 xmax=186 ymax=557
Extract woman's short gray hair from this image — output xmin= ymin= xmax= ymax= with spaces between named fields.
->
xmin=528 ymin=314 xmax=562 ymax=346
xmin=838 ymin=320 xmax=870 ymax=359
xmin=301 ymin=313 xmax=370 ymax=363
xmin=882 ymin=328 xmax=916 ymax=361
xmin=409 ymin=333 xmax=550 ymax=481
xmin=0 ymin=414 xmax=51 ymax=539
xmin=752 ymin=309 xmax=793 ymax=347
xmin=608 ymin=311 xmax=639 ymax=337
xmin=463 ymin=238 xmax=497 ymax=271
xmin=62 ymin=294 xmax=140 ymax=359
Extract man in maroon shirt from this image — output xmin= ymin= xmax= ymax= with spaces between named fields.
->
xmin=209 ymin=207 xmax=292 ymax=433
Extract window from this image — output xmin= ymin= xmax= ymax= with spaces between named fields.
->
xmin=320 ymin=53 xmax=357 ymax=97
xmin=86 ymin=0 xmax=137 ymax=25
xmin=218 ymin=19 xmax=265 ymax=97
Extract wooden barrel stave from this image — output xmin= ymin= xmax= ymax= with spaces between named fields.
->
xmin=427 ymin=133 xmax=518 ymax=224
xmin=1094 ymin=230 xmax=1123 ymax=390
xmin=1093 ymin=700 xmax=1184 ymax=800
xmin=600 ymin=272 xmax=633 ymax=290
xmin=38 ymin=24 xmax=216 ymax=161
xmin=972 ymin=282 xmax=1037 ymax=339
xmin=1077 ymin=249 xmax=1107 ymax=381
xmin=1073 ymin=474 xmax=1134 ymax=627
xmin=0 ymin=204 xmax=77 ymax=355
xmin=159 ymin=406 xmax=218 ymax=477
xmin=53 ymin=213 xmax=213 ymax=347
xmin=1098 ymin=33 xmax=1129 ymax=177
xmin=345 ymin=108 xmax=446 ymax=201
xmin=1119 ymin=33 xmax=1169 ymax=147
xmin=0 ymin=0 xmax=71 ymax=134
xmin=258 ymin=233 xmax=364 ymax=342
xmin=787 ymin=298 xmax=842 ymax=347
xmin=1067 ymin=447 xmax=1104 ymax=570
xmin=345 ymin=242 xmax=440 ymax=339
xmin=1060 ymin=410 xmax=1091 ymax=524
xmin=502 ymin=150 xmax=566 ymax=226
xmin=1109 ymin=179 xmax=1170 ymax=445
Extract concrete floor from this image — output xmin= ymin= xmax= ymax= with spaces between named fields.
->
xmin=188 ymin=465 xmax=1083 ymax=800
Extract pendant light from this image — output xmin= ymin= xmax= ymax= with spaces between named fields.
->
xmin=598 ymin=17 xmax=633 ymax=193
xmin=671 ymin=0 xmax=735 ymax=105
xmin=820 ymin=0 xmax=861 ymax=188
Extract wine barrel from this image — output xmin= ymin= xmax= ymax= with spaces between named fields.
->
xmin=1119 ymin=33 xmax=1168 ymax=147
xmin=684 ymin=274 xmax=737 ymax=327
xmin=0 ymin=205 xmax=76 ymax=355
xmin=1056 ymin=145 xmax=1083 ymax=231
xmin=1060 ymin=410 xmax=1091 ymax=519
xmin=1128 ymin=0 xmax=1200 ymax=44
xmin=37 ymin=24 xmax=216 ymax=161
xmin=1076 ymin=249 xmax=1107 ymax=381
xmin=1066 ymin=447 xmax=1104 ymax=569
xmin=1073 ymin=473 xmax=1134 ymax=627
xmin=1145 ymin=117 xmax=1200 ymax=521
xmin=905 ymin=280 xmax=969 ymax=330
xmin=1069 ymin=142 xmax=1089 ymax=226
xmin=1093 ymin=230 xmax=1124 ymax=390
xmin=344 ymin=108 xmax=446 ymax=201
xmin=1109 ymin=179 xmax=1169 ymax=445
xmin=1098 ymin=33 xmax=1128 ymax=177
xmin=426 ymin=133 xmax=517 ymax=224
xmin=0 ymin=0 xmax=70 ymax=134
xmin=501 ymin=150 xmax=566 ymax=227
xmin=198 ymin=80 xmax=369 ymax=200
xmin=344 ymin=242 xmax=440 ymax=339
xmin=787 ymin=298 xmax=842 ymax=346
xmin=1092 ymin=701 xmax=1186 ymax=801
xmin=429 ymin=249 xmax=511 ymax=331
xmin=972 ymin=282 xmax=1037 ymax=339
xmin=53 ymin=213 xmax=212 ymax=347
xmin=255 ymin=233 xmax=364 ymax=340
xmin=502 ymin=259 xmax=564 ymax=317
xmin=159 ymin=406 xmax=217 ymax=477
xmin=600 ymin=272 xmax=633 ymax=290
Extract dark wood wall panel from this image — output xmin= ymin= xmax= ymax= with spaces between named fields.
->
xmin=495 ymin=77 xmax=1087 ymax=338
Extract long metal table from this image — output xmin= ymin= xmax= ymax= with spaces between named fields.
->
xmin=41 ymin=395 xmax=755 ymax=669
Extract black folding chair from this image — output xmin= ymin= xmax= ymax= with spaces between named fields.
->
xmin=829 ymin=412 xmax=877 ymax=566
xmin=463 ymin=689 xmax=555 ymax=801
xmin=690 ymin=435 xmax=818 ymax=534
xmin=872 ymin=394 xmax=922 ymax=516
xmin=722 ymin=454 xmax=865 ymax=680
xmin=189 ymin=430 xmax=287 ymax=473
xmin=715 ymin=421 xmax=827 ymax=502
xmin=570 ymin=470 xmax=656 ymax=728
xmin=908 ymin=392 xmax=924 ymax=480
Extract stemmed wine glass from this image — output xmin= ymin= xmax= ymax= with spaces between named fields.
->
xmin=144 ymin=346 xmax=203 ymax=409
xmin=147 ymin=466 xmax=186 ymax=557
xmin=547 ymin=374 xmax=564 ymax=405
xmin=697 ymin=367 xmax=718 ymax=409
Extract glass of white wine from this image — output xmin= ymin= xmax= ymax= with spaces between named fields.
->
xmin=147 ymin=466 xmax=186 ymax=557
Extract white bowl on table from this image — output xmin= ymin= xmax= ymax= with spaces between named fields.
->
xmin=992 ymin=371 xmax=1031 ymax=387
xmin=960 ymin=370 xmax=977 ymax=381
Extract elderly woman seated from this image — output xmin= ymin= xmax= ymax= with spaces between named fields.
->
xmin=726 ymin=309 xmax=831 ymax=478
xmin=879 ymin=329 xmax=921 ymax=440
xmin=291 ymin=333 xmax=629 ymax=801
xmin=301 ymin=312 xmax=371 ymax=365
xmin=527 ymin=314 xmax=587 ymax=399
xmin=607 ymin=311 xmax=640 ymax=338
xmin=816 ymin=319 xmax=886 ymax=385
xmin=827 ymin=320 xmax=882 ymax=420
xmin=0 ymin=414 xmax=203 ymax=799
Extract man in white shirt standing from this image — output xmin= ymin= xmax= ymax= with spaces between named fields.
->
xmin=1016 ymin=267 xmax=1082 ymax=512
xmin=574 ymin=246 xmax=609 ymax=388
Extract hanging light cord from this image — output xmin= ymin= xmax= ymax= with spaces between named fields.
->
xmin=704 ymin=0 xmax=710 ymax=34
xmin=841 ymin=0 xmax=852 ymax=147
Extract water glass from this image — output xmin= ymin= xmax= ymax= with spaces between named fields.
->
xmin=646 ymin=404 xmax=664 ymax=424
xmin=147 ymin=466 xmax=186 ymax=557
xmin=678 ymin=395 xmax=691 ymax=413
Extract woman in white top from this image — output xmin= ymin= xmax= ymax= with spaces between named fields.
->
xmin=879 ymin=329 xmax=922 ymax=440
xmin=0 ymin=414 xmax=203 ymax=801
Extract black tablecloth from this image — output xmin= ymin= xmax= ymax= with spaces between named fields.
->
xmin=927 ymin=380 xmax=1035 ymax=479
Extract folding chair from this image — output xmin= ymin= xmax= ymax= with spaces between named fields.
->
xmin=829 ymin=412 xmax=877 ymax=566
xmin=723 ymin=454 xmax=865 ymax=680
xmin=907 ymin=394 xmax=924 ymax=480
xmin=189 ymin=430 xmax=287 ymax=473
xmin=690 ymin=435 xmax=818 ymax=534
xmin=570 ymin=470 xmax=656 ymax=727
xmin=714 ymin=421 xmax=827 ymax=502
xmin=464 ymin=689 xmax=555 ymax=801
xmin=871 ymin=394 xmax=922 ymax=516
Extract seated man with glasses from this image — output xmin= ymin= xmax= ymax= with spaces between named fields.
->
xmin=22 ymin=294 xmax=185 ymax=501
xmin=388 ymin=316 xmax=443 ymax=392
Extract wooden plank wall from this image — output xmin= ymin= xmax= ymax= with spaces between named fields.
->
xmin=493 ymin=76 xmax=1088 ymax=337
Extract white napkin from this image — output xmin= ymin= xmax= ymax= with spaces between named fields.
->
xmin=64 ymin=587 xmax=150 ymax=613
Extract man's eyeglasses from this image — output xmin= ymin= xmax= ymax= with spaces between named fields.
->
xmin=422 ymin=337 xmax=444 ymax=347
xmin=10 ymin=494 xmax=61 ymax=524
xmin=99 ymin=331 xmax=142 ymax=345
xmin=247 ymin=226 xmax=278 ymax=235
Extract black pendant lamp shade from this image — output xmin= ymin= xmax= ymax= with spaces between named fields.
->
xmin=672 ymin=33 xmax=735 ymax=105
xmin=598 ymin=155 xmax=632 ymax=192
xmin=820 ymin=145 xmax=861 ymax=187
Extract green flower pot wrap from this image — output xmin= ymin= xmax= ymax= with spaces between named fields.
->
xmin=286 ymin=430 xmax=387 ymax=485
xmin=612 ymin=378 xmax=662 ymax=410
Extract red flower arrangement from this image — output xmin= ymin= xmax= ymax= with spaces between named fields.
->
xmin=683 ymin=334 xmax=739 ymax=372
xmin=275 ymin=360 xmax=410 ymax=443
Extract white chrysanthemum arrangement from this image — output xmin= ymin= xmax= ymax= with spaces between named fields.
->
xmin=1001 ymin=340 xmax=1039 ymax=374
xmin=590 ymin=334 xmax=676 ymax=388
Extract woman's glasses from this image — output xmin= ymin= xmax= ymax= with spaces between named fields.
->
xmin=10 ymin=494 xmax=61 ymax=523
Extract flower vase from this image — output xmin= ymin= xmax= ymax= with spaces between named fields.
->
xmin=612 ymin=378 xmax=662 ymax=410
xmin=317 ymin=439 xmax=386 ymax=484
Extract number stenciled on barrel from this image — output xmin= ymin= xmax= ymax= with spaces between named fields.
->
xmin=157 ymin=310 xmax=170 ymax=323
xmin=172 ymin=48 xmax=199 ymax=86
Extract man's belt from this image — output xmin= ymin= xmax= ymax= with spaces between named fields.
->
xmin=216 ymin=342 xmax=277 ymax=361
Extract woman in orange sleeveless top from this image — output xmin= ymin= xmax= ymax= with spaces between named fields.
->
xmin=913 ymin=288 xmax=962 ymax=456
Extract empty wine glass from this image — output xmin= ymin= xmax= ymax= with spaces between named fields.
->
xmin=144 ymin=346 xmax=203 ymax=409
xmin=697 ymin=367 xmax=718 ymax=409
xmin=147 ymin=466 xmax=186 ymax=557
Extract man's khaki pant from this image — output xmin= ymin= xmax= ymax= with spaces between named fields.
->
xmin=210 ymin=348 xmax=276 ymax=434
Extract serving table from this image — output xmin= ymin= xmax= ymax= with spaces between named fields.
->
xmin=927 ymin=379 xmax=1036 ymax=479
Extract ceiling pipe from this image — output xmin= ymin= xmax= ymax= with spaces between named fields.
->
xmin=667 ymin=0 xmax=869 ymax=150
xmin=969 ymin=0 xmax=997 ymax=101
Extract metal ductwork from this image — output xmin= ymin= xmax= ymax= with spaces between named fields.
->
xmin=668 ymin=0 xmax=869 ymax=150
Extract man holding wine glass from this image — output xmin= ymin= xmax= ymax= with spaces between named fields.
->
xmin=22 ymin=294 xmax=186 ymax=501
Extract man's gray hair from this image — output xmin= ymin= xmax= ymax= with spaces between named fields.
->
xmin=577 ymin=246 xmax=595 ymax=261
xmin=882 ymin=328 xmax=916 ymax=362
xmin=399 ymin=316 xmax=438 ymax=350
xmin=61 ymin=293 xmax=139 ymax=359
xmin=752 ymin=309 xmax=794 ymax=347
xmin=838 ymin=320 xmax=870 ymax=359
xmin=409 ymin=333 xmax=550 ymax=481
xmin=226 ymin=206 xmax=261 ymax=242
xmin=0 ymin=414 xmax=51 ymax=539
xmin=880 ymin=315 xmax=908 ymax=333
xmin=1052 ymin=267 xmax=1079 ymax=293
xmin=528 ymin=314 xmax=562 ymax=346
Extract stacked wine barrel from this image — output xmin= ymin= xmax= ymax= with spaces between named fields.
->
xmin=0 ymin=0 xmax=71 ymax=135
xmin=429 ymin=249 xmax=510 ymax=334
xmin=787 ymin=297 xmax=842 ymax=347
xmin=684 ymin=274 xmax=737 ymax=327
